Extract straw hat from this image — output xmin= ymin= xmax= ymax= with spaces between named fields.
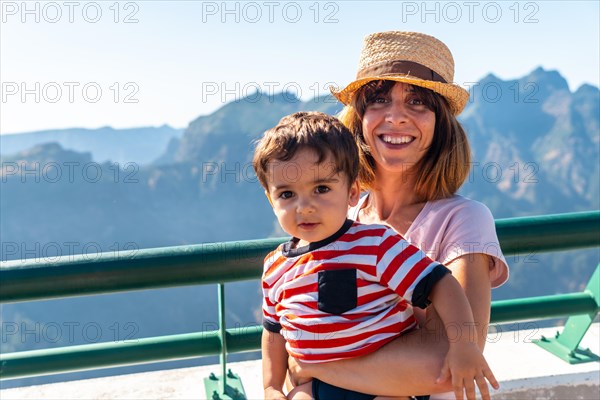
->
xmin=331 ymin=31 xmax=470 ymax=115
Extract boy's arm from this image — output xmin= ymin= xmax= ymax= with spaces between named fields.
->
xmin=262 ymin=329 xmax=288 ymax=400
xmin=428 ymin=273 xmax=499 ymax=400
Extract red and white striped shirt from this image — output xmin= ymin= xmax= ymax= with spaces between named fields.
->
xmin=262 ymin=219 xmax=448 ymax=363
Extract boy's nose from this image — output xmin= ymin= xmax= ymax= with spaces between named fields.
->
xmin=296 ymin=198 xmax=315 ymax=214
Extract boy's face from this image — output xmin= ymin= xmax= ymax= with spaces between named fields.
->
xmin=266 ymin=148 xmax=360 ymax=247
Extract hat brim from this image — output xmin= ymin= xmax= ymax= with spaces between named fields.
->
xmin=330 ymin=75 xmax=470 ymax=116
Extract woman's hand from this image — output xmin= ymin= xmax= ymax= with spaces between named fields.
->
xmin=287 ymin=356 xmax=314 ymax=386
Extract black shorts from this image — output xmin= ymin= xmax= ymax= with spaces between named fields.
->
xmin=311 ymin=379 xmax=430 ymax=400
xmin=312 ymin=379 xmax=376 ymax=400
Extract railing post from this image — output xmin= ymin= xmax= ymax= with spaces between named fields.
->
xmin=219 ymin=283 xmax=227 ymax=394
xmin=533 ymin=264 xmax=600 ymax=363
xmin=204 ymin=284 xmax=247 ymax=399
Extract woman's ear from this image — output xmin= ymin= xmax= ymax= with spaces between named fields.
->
xmin=348 ymin=181 xmax=360 ymax=207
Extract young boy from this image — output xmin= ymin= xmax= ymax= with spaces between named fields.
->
xmin=253 ymin=112 xmax=498 ymax=400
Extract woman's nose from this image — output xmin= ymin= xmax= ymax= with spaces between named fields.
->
xmin=385 ymin=102 xmax=408 ymax=125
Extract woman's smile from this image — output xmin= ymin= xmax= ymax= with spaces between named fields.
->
xmin=379 ymin=134 xmax=416 ymax=145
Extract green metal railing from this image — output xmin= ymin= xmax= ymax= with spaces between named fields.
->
xmin=1 ymin=210 xmax=599 ymax=398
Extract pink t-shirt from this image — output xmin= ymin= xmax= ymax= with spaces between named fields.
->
xmin=349 ymin=194 xmax=509 ymax=288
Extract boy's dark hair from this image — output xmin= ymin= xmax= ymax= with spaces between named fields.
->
xmin=253 ymin=111 xmax=359 ymax=190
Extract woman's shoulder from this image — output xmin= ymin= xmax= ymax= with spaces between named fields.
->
xmin=428 ymin=194 xmax=488 ymax=209
xmin=426 ymin=195 xmax=495 ymax=221
xmin=417 ymin=195 xmax=499 ymax=247
xmin=423 ymin=196 xmax=509 ymax=288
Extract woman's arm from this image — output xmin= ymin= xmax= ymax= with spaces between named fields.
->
xmin=447 ymin=253 xmax=492 ymax=351
xmin=428 ymin=272 xmax=498 ymax=400
xmin=288 ymin=253 xmax=492 ymax=396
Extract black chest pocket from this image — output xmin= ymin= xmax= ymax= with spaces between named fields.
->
xmin=317 ymin=268 xmax=357 ymax=315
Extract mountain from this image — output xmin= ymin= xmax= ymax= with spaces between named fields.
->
xmin=0 ymin=125 xmax=183 ymax=166
xmin=459 ymin=68 xmax=599 ymax=215
xmin=1 ymin=68 xmax=598 ymax=388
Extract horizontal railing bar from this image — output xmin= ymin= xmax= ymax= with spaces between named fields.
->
xmin=490 ymin=292 xmax=599 ymax=323
xmin=0 ymin=238 xmax=285 ymax=303
xmin=1 ymin=291 xmax=597 ymax=379
xmin=1 ymin=211 xmax=599 ymax=303
xmin=496 ymin=210 xmax=600 ymax=255
xmin=0 ymin=326 xmax=262 ymax=380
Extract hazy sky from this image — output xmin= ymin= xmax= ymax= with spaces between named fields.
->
xmin=1 ymin=0 xmax=599 ymax=134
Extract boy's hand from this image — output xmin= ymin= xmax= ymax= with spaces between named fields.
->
xmin=436 ymin=342 xmax=499 ymax=400
xmin=264 ymin=386 xmax=287 ymax=400
xmin=287 ymin=356 xmax=313 ymax=386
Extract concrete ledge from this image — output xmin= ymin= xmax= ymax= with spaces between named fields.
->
xmin=1 ymin=360 xmax=263 ymax=400
xmin=2 ymin=323 xmax=599 ymax=399
xmin=486 ymin=322 xmax=600 ymax=399
xmin=493 ymin=372 xmax=599 ymax=399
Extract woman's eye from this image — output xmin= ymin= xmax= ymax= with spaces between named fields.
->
xmin=279 ymin=191 xmax=293 ymax=199
xmin=366 ymin=96 xmax=389 ymax=107
xmin=372 ymin=96 xmax=388 ymax=104
xmin=315 ymin=186 xmax=330 ymax=194
xmin=408 ymin=97 xmax=425 ymax=106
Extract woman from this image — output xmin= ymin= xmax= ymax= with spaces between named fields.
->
xmin=288 ymin=31 xmax=509 ymax=400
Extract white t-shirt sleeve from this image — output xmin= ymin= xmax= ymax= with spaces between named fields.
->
xmin=418 ymin=197 xmax=509 ymax=288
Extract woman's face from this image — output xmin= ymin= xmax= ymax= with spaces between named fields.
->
xmin=361 ymin=82 xmax=436 ymax=175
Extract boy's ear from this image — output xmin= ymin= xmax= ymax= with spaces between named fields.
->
xmin=348 ymin=181 xmax=360 ymax=207
xmin=265 ymin=190 xmax=274 ymax=207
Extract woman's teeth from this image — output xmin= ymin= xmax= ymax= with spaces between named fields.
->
xmin=381 ymin=135 xmax=413 ymax=144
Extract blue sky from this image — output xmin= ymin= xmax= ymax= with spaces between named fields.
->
xmin=1 ymin=0 xmax=599 ymax=134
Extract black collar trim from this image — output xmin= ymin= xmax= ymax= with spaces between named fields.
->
xmin=282 ymin=219 xmax=354 ymax=258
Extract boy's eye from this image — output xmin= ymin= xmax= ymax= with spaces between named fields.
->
xmin=279 ymin=191 xmax=293 ymax=199
xmin=315 ymin=185 xmax=330 ymax=194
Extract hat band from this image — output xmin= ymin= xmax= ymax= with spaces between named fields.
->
xmin=357 ymin=60 xmax=447 ymax=83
